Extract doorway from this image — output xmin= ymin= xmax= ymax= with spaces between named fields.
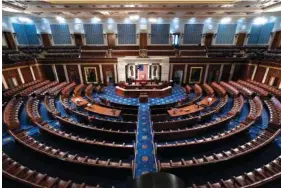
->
xmin=105 ymin=70 xmax=114 ymax=85
xmin=173 ymin=70 xmax=183 ymax=85
xmin=207 ymin=69 xmax=219 ymax=83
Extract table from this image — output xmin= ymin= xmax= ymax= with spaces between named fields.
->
xmin=71 ymin=97 xmax=88 ymax=107
xmin=167 ymin=96 xmax=217 ymax=117
xmin=85 ymin=104 xmax=121 ymax=117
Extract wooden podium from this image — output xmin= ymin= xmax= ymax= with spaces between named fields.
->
xmin=139 ymin=93 xmax=149 ymax=103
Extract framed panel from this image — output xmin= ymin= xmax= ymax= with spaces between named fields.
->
xmin=189 ymin=67 xmax=203 ymax=84
xmin=84 ymin=67 xmax=98 ymax=83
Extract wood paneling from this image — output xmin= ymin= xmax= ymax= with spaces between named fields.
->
xmin=55 ymin=65 xmax=66 ymax=82
xmin=254 ymin=66 xmax=266 ymax=82
xmin=247 ymin=65 xmax=255 ymax=80
xmin=3 ymin=32 xmax=16 ymax=49
xmin=265 ymin=68 xmax=281 ymax=86
xmin=140 ymin=33 xmax=147 ymax=49
xmin=220 ymin=64 xmax=232 ymax=81
xmin=40 ymin=34 xmax=52 ymax=46
xmin=107 ymin=33 xmax=116 ymax=49
xmin=207 ymin=64 xmax=220 ymax=83
xmin=66 ymin=65 xmax=80 ymax=83
xmin=3 ymin=69 xmax=22 ymax=88
xmin=270 ymin=31 xmax=281 ymax=49
xmin=20 ymin=67 xmax=33 ymax=83
xmin=40 ymin=65 xmax=55 ymax=80
xmin=204 ymin=33 xmax=214 ymax=47
xmin=74 ymin=33 xmax=83 ymax=46
xmin=232 ymin=64 xmax=247 ymax=81
xmin=33 ymin=65 xmax=41 ymax=80
xmin=102 ymin=64 xmax=115 ymax=84
xmin=236 ymin=33 xmax=247 ymax=46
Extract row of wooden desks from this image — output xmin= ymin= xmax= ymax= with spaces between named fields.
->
xmin=71 ymin=97 xmax=121 ymax=117
xmin=168 ymin=96 xmax=217 ymax=117
xmin=85 ymin=104 xmax=121 ymax=117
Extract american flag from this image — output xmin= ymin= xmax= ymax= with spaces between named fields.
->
xmin=137 ymin=64 xmax=148 ymax=80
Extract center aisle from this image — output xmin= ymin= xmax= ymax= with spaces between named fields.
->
xmin=134 ymin=103 xmax=157 ymax=177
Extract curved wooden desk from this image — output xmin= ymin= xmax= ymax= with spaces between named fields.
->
xmin=116 ymin=86 xmax=172 ymax=98
xmin=85 ymin=104 xmax=121 ymax=117
xmin=167 ymin=96 xmax=217 ymax=117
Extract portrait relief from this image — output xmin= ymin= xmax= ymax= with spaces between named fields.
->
xmin=84 ymin=67 xmax=98 ymax=83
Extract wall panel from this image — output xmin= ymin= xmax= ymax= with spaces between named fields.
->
xmin=206 ymin=64 xmax=221 ymax=83
xmin=55 ymin=65 xmax=66 ymax=82
xmin=3 ymin=69 xmax=22 ymax=88
xmin=21 ymin=67 xmax=33 ymax=83
xmin=102 ymin=64 xmax=115 ymax=84
xmin=220 ymin=64 xmax=232 ymax=82
xmin=40 ymin=34 xmax=52 ymax=46
xmin=81 ymin=64 xmax=101 ymax=84
xmin=66 ymin=65 xmax=80 ymax=83
xmin=254 ymin=66 xmax=266 ymax=82
xmin=41 ymin=65 xmax=55 ymax=80
xmin=186 ymin=64 xmax=206 ymax=84
xmin=236 ymin=33 xmax=247 ymax=46
xmin=265 ymin=68 xmax=281 ymax=87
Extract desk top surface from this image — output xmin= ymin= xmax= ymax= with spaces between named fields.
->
xmin=85 ymin=104 xmax=121 ymax=117
xmin=167 ymin=96 xmax=217 ymax=117
xmin=71 ymin=97 xmax=88 ymax=107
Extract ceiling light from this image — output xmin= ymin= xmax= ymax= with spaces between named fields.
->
xmin=237 ymin=18 xmax=245 ymax=23
xmin=3 ymin=7 xmax=21 ymax=13
xmin=42 ymin=18 xmax=49 ymax=23
xmin=140 ymin=18 xmax=147 ymax=24
xmin=148 ymin=18 xmax=157 ymax=23
xmin=124 ymin=18 xmax=130 ymax=23
xmin=74 ymin=18 xmax=82 ymax=24
xmin=129 ymin=15 xmax=140 ymax=21
xmin=220 ymin=17 xmax=231 ymax=24
xmin=157 ymin=18 xmax=163 ymax=24
xmin=205 ymin=18 xmax=212 ymax=23
xmin=173 ymin=18 xmax=179 ymax=23
xmin=18 ymin=17 xmax=33 ymax=23
xmin=56 ymin=16 xmax=65 ymax=23
xmin=92 ymin=17 xmax=101 ymax=23
xmin=108 ymin=18 xmax=114 ymax=24
xmin=253 ymin=17 xmax=267 ymax=25
xmin=189 ymin=17 xmax=196 ymax=23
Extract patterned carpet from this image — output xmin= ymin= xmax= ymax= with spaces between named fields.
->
xmin=134 ymin=104 xmax=157 ymax=177
xmin=95 ymin=85 xmax=187 ymax=106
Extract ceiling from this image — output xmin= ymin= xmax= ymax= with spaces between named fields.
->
xmin=2 ymin=0 xmax=281 ymax=19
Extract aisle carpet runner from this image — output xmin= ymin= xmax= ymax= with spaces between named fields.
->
xmin=134 ymin=104 xmax=157 ymax=177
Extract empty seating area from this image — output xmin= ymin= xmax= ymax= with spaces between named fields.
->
xmin=3 ymin=76 xmax=281 ymax=187
xmin=2 ymin=2 xmax=281 ymax=186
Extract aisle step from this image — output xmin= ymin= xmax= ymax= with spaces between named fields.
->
xmin=134 ymin=103 xmax=157 ymax=178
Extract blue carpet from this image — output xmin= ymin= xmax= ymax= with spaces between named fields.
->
xmin=95 ymin=85 xmax=187 ymax=106
xmin=134 ymin=104 xmax=157 ymax=177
